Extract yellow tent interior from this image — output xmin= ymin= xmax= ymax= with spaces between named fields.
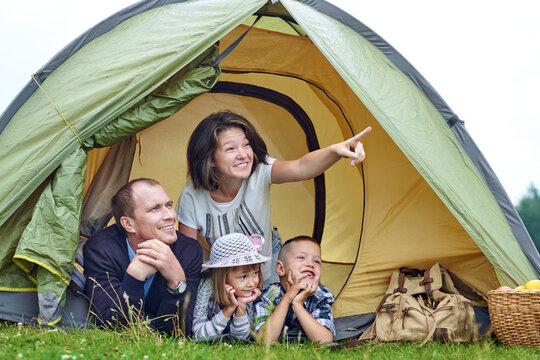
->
xmin=83 ymin=22 xmax=498 ymax=320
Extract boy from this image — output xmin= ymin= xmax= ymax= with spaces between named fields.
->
xmin=253 ymin=236 xmax=335 ymax=344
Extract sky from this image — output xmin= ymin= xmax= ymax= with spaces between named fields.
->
xmin=1 ymin=0 xmax=538 ymax=204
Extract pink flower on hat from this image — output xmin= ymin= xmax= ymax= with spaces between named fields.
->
xmin=248 ymin=234 xmax=264 ymax=251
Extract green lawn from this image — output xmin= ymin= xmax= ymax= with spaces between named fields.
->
xmin=1 ymin=322 xmax=538 ymax=360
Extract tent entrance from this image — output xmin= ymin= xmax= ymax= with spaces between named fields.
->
xmin=82 ymin=79 xmax=366 ymax=298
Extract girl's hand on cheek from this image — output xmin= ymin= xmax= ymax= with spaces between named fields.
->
xmin=234 ymin=289 xmax=259 ymax=317
xmin=224 ymin=283 xmax=239 ymax=307
xmin=235 ymin=301 xmax=247 ymax=317
xmin=237 ymin=288 xmax=261 ymax=306
xmin=252 ymin=287 xmax=262 ymax=299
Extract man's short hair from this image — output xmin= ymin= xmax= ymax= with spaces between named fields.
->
xmin=278 ymin=235 xmax=320 ymax=262
xmin=111 ymin=178 xmax=161 ymax=234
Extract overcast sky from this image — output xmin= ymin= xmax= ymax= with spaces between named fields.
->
xmin=1 ymin=0 xmax=538 ymax=204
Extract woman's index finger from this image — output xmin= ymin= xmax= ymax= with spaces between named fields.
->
xmin=351 ymin=126 xmax=372 ymax=142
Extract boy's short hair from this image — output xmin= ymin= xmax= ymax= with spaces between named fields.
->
xmin=278 ymin=235 xmax=320 ymax=262
xmin=211 ymin=264 xmax=264 ymax=307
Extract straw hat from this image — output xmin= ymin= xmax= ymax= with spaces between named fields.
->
xmin=202 ymin=233 xmax=270 ymax=269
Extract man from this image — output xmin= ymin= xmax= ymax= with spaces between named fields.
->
xmin=83 ymin=178 xmax=202 ymax=336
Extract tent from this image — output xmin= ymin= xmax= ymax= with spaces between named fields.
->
xmin=1 ymin=0 xmax=539 ymax=336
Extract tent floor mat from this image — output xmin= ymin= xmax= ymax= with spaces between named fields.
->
xmin=0 ymin=292 xmax=491 ymax=339
xmin=0 ymin=290 xmax=90 ymax=329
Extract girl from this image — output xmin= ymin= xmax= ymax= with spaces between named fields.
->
xmin=177 ymin=111 xmax=371 ymax=283
xmin=192 ymin=232 xmax=269 ymax=341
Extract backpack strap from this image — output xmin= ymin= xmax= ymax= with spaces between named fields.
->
xmin=394 ymin=272 xmax=408 ymax=294
xmin=377 ymin=270 xmax=409 ymax=312
xmin=416 ymin=297 xmax=438 ymax=345
xmin=445 ymin=267 xmax=487 ymax=302
xmin=399 ymin=267 xmax=423 ymax=277
xmin=375 ymin=293 xmax=391 ymax=312
xmin=419 ymin=268 xmax=434 ymax=299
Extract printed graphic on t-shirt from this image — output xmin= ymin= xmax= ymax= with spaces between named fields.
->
xmin=204 ymin=202 xmax=264 ymax=246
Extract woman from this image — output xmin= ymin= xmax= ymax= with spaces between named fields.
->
xmin=177 ymin=111 xmax=370 ymax=283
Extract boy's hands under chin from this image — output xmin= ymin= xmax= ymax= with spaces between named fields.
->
xmin=292 ymin=279 xmax=318 ymax=307
xmin=283 ymin=270 xmax=315 ymax=304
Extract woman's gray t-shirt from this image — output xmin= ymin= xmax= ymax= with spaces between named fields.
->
xmin=177 ymin=157 xmax=275 ymax=280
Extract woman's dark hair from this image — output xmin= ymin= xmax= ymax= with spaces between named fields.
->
xmin=187 ymin=111 xmax=269 ymax=190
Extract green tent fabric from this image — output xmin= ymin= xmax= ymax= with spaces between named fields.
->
xmin=283 ymin=0 xmax=534 ymax=287
xmin=0 ymin=0 xmax=538 ymax=328
xmin=0 ymin=41 xmax=221 ymax=324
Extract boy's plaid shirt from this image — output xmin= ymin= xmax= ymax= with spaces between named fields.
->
xmin=253 ymin=282 xmax=336 ymax=336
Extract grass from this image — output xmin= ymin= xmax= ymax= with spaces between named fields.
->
xmin=1 ymin=322 xmax=539 ymax=360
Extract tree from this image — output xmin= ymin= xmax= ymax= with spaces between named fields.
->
xmin=516 ymin=183 xmax=540 ymax=252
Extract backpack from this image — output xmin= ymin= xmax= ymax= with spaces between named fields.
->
xmin=360 ymin=263 xmax=482 ymax=345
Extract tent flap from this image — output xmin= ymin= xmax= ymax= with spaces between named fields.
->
xmin=0 ymin=44 xmax=222 ymax=324
xmin=84 ymin=46 xmax=221 ymax=150
xmin=0 ymin=178 xmax=50 ymax=292
xmin=13 ymin=147 xmax=87 ymax=324
xmin=80 ymin=136 xmax=137 ymax=240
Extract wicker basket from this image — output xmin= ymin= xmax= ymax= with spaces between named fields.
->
xmin=487 ymin=289 xmax=540 ymax=347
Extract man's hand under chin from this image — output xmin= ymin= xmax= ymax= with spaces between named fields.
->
xmin=136 ymin=239 xmax=186 ymax=288
xmin=126 ymin=255 xmax=158 ymax=281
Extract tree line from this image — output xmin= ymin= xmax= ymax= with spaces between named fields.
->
xmin=516 ymin=183 xmax=540 ymax=252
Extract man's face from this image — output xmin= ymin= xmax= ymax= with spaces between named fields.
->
xmin=123 ymin=182 xmax=177 ymax=245
xmin=278 ymin=240 xmax=322 ymax=287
